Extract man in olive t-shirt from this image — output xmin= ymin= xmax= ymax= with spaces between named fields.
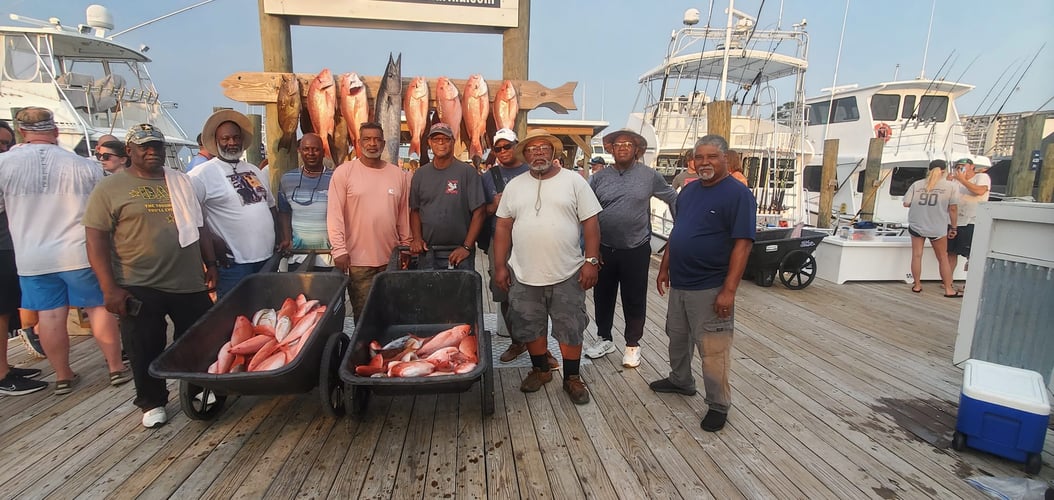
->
xmin=84 ymin=124 xmax=217 ymax=429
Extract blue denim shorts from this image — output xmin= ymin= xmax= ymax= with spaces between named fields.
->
xmin=20 ymin=268 xmax=105 ymax=310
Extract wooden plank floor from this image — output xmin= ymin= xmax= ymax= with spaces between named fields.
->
xmin=2 ymin=254 xmax=1051 ymax=499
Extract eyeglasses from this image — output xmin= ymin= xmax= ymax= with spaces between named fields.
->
xmin=95 ymin=152 xmax=124 ymax=161
xmin=429 ymin=136 xmax=452 ymax=144
xmin=610 ymin=141 xmax=635 ymax=149
xmin=493 ymin=144 xmax=514 ymax=152
xmin=524 ymin=145 xmax=553 ymax=155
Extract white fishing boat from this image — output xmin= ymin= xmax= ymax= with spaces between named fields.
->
xmin=802 ymin=80 xmax=991 ymax=226
xmin=625 ymin=3 xmax=812 ymax=239
xmin=0 ymin=5 xmax=192 ymax=166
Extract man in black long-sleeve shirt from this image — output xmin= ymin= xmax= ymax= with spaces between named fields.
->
xmin=585 ymin=129 xmax=677 ymax=368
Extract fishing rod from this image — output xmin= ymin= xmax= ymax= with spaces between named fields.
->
xmin=904 ymin=50 xmax=954 ymax=121
xmin=970 ymin=58 xmax=1019 ymax=117
xmin=990 ymin=43 xmax=1044 ymax=119
xmin=980 ymin=59 xmax=1026 ymax=117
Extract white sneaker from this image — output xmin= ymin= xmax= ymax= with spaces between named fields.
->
xmin=622 ymin=346 xmax=641 ymax=368
xmin=142 ymin=407 xmax=168 ymax=428
xmin=584 ymin=339 xmax=616 ymax=359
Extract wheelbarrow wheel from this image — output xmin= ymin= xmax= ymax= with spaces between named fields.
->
xmin=319 ymin=333 xmax=349 ymax=418
xmin=778 ymin=250 xmax=817 ymax=290
xmin=348 ymin=385 xmax=370 ymax=420
xmin=179 ymin=380 xmax=226 ymax=420
xmin=1025 ymin=452 xmax=1042 ymax=475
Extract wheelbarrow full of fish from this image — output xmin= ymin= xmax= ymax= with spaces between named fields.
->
xmin=332 ymin=269 xmax=493 ymax=418
xmin=150 ymin=272 xmax=349 ymax=420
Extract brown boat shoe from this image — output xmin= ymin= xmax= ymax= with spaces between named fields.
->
xmin=499 ymin=342 xmax=527 ymax=363
xmin=563 ymin=375 xmax=590 ymax=405
xmin=519 ymin=367 xmax=552 ymax=392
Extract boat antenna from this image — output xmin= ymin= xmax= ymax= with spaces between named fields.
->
xmin=110 ymin=0 xmax=217 ymax=38
xmin=919 ymin=0 xmax=936 ymax=79
xmin=822 ymin=0 xmax=851 ymax=141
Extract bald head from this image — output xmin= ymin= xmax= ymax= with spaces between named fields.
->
xmin=299 ymin=133 xmax=325 ymax=169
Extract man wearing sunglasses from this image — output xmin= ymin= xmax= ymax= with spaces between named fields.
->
xmin=0 ymin=107 xmax=128 ymax=396
xmin=585 ymin=129 xmax=677 ymax=369
xmin=483 ymin=128 xmax=558 ymax=369
xmin=409 ymin=123 xmax=485 ymax=270
xmin=276 ymin=133 xmax=332 ymax=271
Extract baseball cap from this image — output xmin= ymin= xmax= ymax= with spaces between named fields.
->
xmin=954 ymin=158 xmax=974 ymax=166
xmin=493 ymin=128 xmax=517 ymax=144
xmin=429 ymin=123 xmax=454 ymax=139
xmin=14 ymin=107 xmax=57 ymax=132
xmin=589 ymin=156 xmax=605 ymax=165
xmin=126 ymin=123 xmax=165 ymax=145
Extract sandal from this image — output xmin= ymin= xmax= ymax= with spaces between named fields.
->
xmin=944 ymin=291 xmax=964 ymax=298
xmin=54 ymin=374 xmax=80 ymax=395
xmin=911 ymin=286 xmax=922 ymax=293
xmin=110 ymin=368 xmax=133 ymax=386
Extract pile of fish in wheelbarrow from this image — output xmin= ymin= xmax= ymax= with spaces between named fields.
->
xmin=150 ymin=273 xmax=349 ymax=420
xmin=327 ymin=269 xmax=494 ymax=419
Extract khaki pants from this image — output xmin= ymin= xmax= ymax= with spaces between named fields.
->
xmin=346 ymin=265 xmax=385 ymax=320
xmin=664 ymin=287 xmax=734 ymax=413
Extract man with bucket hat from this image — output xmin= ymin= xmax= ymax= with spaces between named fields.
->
xmin=492 ymin=129 xmax=602 ymax=405
xmin=0 ymin=107 xmax=128 ymax=396
xmin=84 ymin=124 xmax=217 ymax=428
xmin=585 ymin=129 xmax=677 ymax=368
xmin=188 ymin=109 xmax=277 ymax=297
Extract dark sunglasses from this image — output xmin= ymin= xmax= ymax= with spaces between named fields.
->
xmin=95 ymin=152 xmax=125 ymax=161
xmin=493 ymin=144 xmax=514 ymax=152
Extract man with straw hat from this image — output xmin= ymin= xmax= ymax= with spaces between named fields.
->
xmin=492 ymin=129 xmax=602 ymax=405
xmin=585 ymin=129 xmax=677 ymax=369
xmin=0 ymin=107 xmax=128 ymax=396
xmin=188 ymin=109 xmax=277 ymax=297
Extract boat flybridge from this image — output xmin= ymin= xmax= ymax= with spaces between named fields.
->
xmin=802 ymin=80 xmax=991 ymax=227
xmin=626 ymin=3 xmax=812 ymax=236
xmin=0 ymin=5 xmax=191 ymax=167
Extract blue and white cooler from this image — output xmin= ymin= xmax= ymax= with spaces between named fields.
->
xmin=953 ymin=359 xmax=1050 ymax=474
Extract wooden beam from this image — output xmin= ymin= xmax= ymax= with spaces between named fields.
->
xmin=1006 ymin=113 xmax=1045 ymax=198
xmin=816 ymin=139 xmax=839 ymax=228
xmin=707 ymin=101 xmax=732 ymax=139
xmin=860 ymin=138 xmax=884 ymax=222
xmin=1038 ymin=142 xmax=1054 ymax=203
xmin=503 ymin=0 xmax=530 ymax=138
xmin=258 ymin=0 xmax=296 ymax=190
xmin=220 ymin=73 xmax=575 ymax=114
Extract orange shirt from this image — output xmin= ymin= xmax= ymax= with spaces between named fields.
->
xmin=731 ymin=171 xmax=749 ymax=186
xmin=327 ymin=159 xmax=412 ymax=267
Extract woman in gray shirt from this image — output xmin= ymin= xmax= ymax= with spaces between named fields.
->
xmin=903 ymin=160 xmax=960 ymax=297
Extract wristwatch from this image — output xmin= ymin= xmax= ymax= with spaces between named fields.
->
xmin=584 ymin=257 xmax=600 ymax=266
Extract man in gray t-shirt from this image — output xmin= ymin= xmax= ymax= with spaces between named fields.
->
xmin=410 ymin=123 xmax=485 ymax=270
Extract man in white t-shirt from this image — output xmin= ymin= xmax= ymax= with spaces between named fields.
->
xmin=946 ymin=158 xmax=990 ymax=274
xmin=492 ymin=129 xmax=602 ymax=405
xmin=189 ymin=110 xmax=277 ymax=297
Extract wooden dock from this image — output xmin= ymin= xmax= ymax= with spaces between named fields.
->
xmin=1 ymin=255 xmax=1050 ymax=499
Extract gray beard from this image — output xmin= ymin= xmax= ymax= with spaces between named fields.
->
xmin=218 ymin=148 xmax=241 ymax=162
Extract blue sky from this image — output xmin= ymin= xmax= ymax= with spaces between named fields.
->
xmin=3 ymin=0 xmax=1051 ymax=139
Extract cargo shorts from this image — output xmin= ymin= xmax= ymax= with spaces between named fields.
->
xmin=507 ymin=274 xmax=588 ymax=346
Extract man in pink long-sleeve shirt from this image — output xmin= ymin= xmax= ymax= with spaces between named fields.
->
xmin=327 ymin=122 xmax=411 ymax=318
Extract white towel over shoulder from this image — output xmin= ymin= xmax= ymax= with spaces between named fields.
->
xmin=164 ymin=169 xmax=203 ymax=248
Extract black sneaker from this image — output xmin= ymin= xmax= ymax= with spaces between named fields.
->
xmin=0 ymin=373 xmax=48 ymax=396
xmin=8 ymin=367 xmax=42 ymax=379
xmin=648 ymin=378 xmax=697 ymax=396
xmin=18 ymin=328 xmax=47 ymax=359
xmin=700 ymin=411 xmax=727 ymax=432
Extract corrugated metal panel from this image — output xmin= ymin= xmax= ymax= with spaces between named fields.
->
xmin=971 ymin=258 xmax=1054 ymax=382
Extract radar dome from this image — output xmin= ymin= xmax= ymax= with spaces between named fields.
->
xmin=683 ymin=9 xmax=700 ymax=26
xmin=86 ymin=5 xmax=114 ymax=31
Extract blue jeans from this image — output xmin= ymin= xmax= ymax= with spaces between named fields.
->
xmin=419 ymin=248 xmax=476 ymax=271
xmin=216 ymin=259 xmax=269 ymax=298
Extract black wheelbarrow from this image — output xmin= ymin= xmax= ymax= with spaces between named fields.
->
xmin=150 ymin=272 xmax=349 ymax=419
xmin=745 ymin=227 xmax=828 ymax=289
xmin=328 ymin=270 xmax=494 ymax=419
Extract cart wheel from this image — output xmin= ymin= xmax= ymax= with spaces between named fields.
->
xmin=1025 ymin=452 xmax=1042 ymax=475
xmin=348 ymin=385 xmax=370 ymax=420
xmin=319 ymin=333 xmax=349 ymax=418
xmin=951 ymin=431 xmax=966 ymax=451
xmin=779 ymin=250 xmax=817 ymax=290
xmin=754 ymin=269 xmax=776 ymax=287
xmin=179 ymin=380 xmax=226 ymax=420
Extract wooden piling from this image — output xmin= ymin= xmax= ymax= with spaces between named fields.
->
xmin=246 ymin=114 xmax=263 ymax=167
xmin=816 ymin=139 xmax=839 ymax=228
xmin=1006 ymin=113 xmax=1045 ymax=198
xmin=258 ymin=0 xmax=295 ymax=192
xmin=860 ymin=138 xmax=884 ymax=222
xmin=502 ymin=0 xmax=530 ymax=139
xmin=706 ymin=101 xmax=732 ymax=140
xmin=1038 ymin=142 xmax=1054 ymax=203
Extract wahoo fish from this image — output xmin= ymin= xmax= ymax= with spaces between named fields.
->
xmin=435 ymin=76 xmax=462 ymax=146
xmin=276 ymin=73 xmax=301 ymax=151
xmin=404 ymin=76 xmax=429 ymax=159
xmin=307 ymin=69 xmax=336 ymax=162
xmin=374 ymin=53 xmax=402 ymax=165
xmin=462 ymin=74 xmax=490 ymax=161
xmin=493 ymin=80 xmax=519 ymax=131
xmin=338 ymin=72 xmax=369 ymax=158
